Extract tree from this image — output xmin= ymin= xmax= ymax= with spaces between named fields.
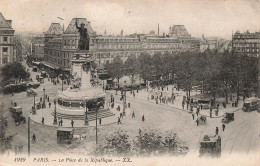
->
xmin=0 ymin=103 xmax=14 ymax=154
xmin=94 ymin=131 xmax=131 ymax=156
xmin=0 ymin=62 xmax=30 ymax=86
xmin=137 ymin=52 xmax=154 ymax=83
xmin=124 ymin=55 xmax=139 ymax=84
xmin=104 ymin=56 xmax=124 ymax=87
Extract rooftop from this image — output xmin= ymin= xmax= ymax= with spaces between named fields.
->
xmin=0 ymin=12 xmax=13 ymax=29
xmin=64 ymin=18 xmax=94 ymax=35
xmin=45 ymin=23 xmax=63 ymax=35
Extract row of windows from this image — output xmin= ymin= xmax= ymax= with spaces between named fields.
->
xmin=233 ymin=43 xmax=260 ymax=47
xmin=234 ymin=48 xmax=259 ymax=52
xmin=95 ymin=43 xmax=180 ymax=50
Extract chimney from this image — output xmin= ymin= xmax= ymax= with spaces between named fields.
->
xmin=158 ymin=24 xmax=159 ymax=35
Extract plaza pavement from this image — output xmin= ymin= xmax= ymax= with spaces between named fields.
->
xmin=106 ymin=85 xmax=243 ymax=119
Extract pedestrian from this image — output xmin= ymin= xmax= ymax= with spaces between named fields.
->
xmin=139 ymin=129 xmax=142 ymax=135
xmin=47 ymin=96 xmax=49 ymax=102
xmin=192 ymin=113 xmax=194 ymax=120
xmin=60 ymin=118 xmax=63 ymax=126
xmin=132 ymin=111 xmax=135 ymax=118
xmin=118 ymin=117 xmax=121 ymax=124
xmin=196 ymin=110 xmax=199 ymax=117
xmin=128 ymin=102 xmax=130 ymax=108
xmin=32 ymin=134 xmax=36 ymax=143
xmin=58 ymin=118 xmax=61 ymax=126
xmin=49 ymin=102 xmax=51 ymax=108
xmin=120 ymin=112 xmax=123 ymax=119
xmin=182 ymin=101 xmax=185 ymax=110
xmin=99 ymin=118 xmax=102 ymax=124
xmin=200 ymin=104 xmax=203 ymax=110
xmin=196 ymin=119 xmax=199 ymax=126
xmin=215 ymin=127 xmax=219 ymax=135
xmin=41 ymin=117 xmax=44 ymax=124
xmin=222 ymin=124 xmax=225 ymax=131
xmin=40 ymin=97 xmax=42 ymax=102
xmin=71 ymin=120 xmax=74 ymax=128
xmin=142 ymin=115 xmax=145 ymax=121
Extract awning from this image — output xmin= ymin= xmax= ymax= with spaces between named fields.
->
xmin=42 ymin=62 xmax=60 ymax=70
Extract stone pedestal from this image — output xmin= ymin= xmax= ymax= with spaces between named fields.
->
xmin=71 ymin=51 xmax=93 ymax=90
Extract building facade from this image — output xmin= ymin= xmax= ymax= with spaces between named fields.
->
xmin=31 ymin=37 xmax=45 ymax=61
xmin=232 ymin=31 xmax=260 ymax=57
xmin=43 ymin=18 xmax=200 ymax=72
xmin=0 ymin=13 xmax=15 ymax=67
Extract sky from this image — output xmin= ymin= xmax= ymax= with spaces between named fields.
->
xmin=0 ymin=0 xmax=259 ymax=39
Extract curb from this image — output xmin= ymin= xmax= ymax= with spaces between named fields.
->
xmin=29 ymin=107 xmax=132 ymax=129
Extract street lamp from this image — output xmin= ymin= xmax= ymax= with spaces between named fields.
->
xmin=53 ymin=99 xmax=57 ymax=125
xmin=95 ymin=101 xmax=101 ymax=145
xmin=43 ymin=88 xmax=46 ymax=108
xmin=32 ymin=94 xmax=36 ymax=115
xmin=84 ymin=102 xmax=89 ymax=125
xmin=122 ymin=86 xmax=126 ymax=116
xmin=61 ymin=75 xmax=64 ymax=91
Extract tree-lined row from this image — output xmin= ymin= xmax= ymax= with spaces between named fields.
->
xmin=105 ymin=50 xmax=258 ymax=102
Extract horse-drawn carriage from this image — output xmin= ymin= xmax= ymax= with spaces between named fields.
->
xmin=57 ymin=128 xmax=74 ymax=144
xmin=199 ymin=135 xmax=221 ymax=157
xmin=9 ymin=106 xmax=26 ymax=125
xmin=221 ymin=112 xmax=234 ymax=123
xmin=196 ymin=115 xmax=207 ymax=125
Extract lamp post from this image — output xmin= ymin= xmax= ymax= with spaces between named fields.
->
xmin=43 ymin=88 xmax=46 ymax=108
xmin=95 ymin=101 xmax=101 ymax=145
xmin=122 ymin=86 xmax=126 ymax=116
xmin=84 ymin=102 xmax=89 ymax=125
xmin=32 ymin=94 xmax=36 ymax=115
xmin=96 ymin=104 xmax=98 ymax=145
xmin=61 ymin=74 xmax=64 ymax=91
xmin=53 ymin=99 xmax=57 ymax=125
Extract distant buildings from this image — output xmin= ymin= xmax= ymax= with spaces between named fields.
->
xmin=30 ymin=37 xmax=44 ymax=61
xmin=0 ymin=13 xmax=15 ymax=67
xmin=200 ymin=34 xmax=219 ymax=52
xmin=43 ymin=17 xmax=201 ymax=73
xmin=232 ymin=30 xmax=260 ymax=57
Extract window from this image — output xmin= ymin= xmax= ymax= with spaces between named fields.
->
xmin=3 ymin=37 xmax=8 ymax=42
xmin=2 ymin=47 xmax=8 ymax=55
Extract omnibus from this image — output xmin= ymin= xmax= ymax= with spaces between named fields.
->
xmin=242 ymin=97 xmax=260 ymax=112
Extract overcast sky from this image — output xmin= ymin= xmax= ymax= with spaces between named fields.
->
xmin=0 ymin=0 xmax=259 ymax=39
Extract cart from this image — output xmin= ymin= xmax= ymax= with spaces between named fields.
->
xmin=199 ymin=135 xmax=221 ymax=157
xmin=57 ymin=128 xmax=74 ymax=144
xmin=221 ymin=112 xmax=234 ymax=123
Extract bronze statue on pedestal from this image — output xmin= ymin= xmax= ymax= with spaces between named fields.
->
xmin=75 ymin=19 xmax=90 ymax=50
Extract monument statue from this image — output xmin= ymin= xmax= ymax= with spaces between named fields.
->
xmin=75 ymin=19 xmax=90 ymax=50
